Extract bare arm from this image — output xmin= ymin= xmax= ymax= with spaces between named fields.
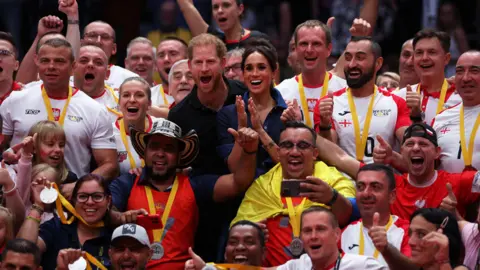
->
xmin=382 ymin=243 xmax=419 ymax=270
xmin=0 ymin=165 xmax=25 ymax=233
xmin=59 ymin=0 xmax=81 ymax=58
xmin=359 ymin=0 xmax=379 ymax=33
xmin=91 ymin=149 xmax=119 ymax=181
xmin=316 ymin=136 xmax=361 ymax=179
xmin=318 ymin=129 xmax=338 ymax=143
xmin=331 ymin=194 xmax=352 ymax=227
xmin=177 ymin=0 xmax=209 ymax=36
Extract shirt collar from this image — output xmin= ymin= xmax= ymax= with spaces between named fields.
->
xmin=242 ymin=87 xmax=287 ymax=110
xmin=188 ymin=76 xmax=234 ymax=110
xmin=137 ymin=168 xmax=173 ymax=191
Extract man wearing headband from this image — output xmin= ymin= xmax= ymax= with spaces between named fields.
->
xmin=109 ymin=118 xmax=258 ymax=269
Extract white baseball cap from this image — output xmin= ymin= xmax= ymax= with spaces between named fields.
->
xmin=111 ymin=224 xmax=151 ymax=247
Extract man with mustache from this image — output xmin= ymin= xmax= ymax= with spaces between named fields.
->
xmin=431 ymin=50 xmax=480 ymax=173
xmin=341 ymin=164 xmax=411 ymax=266
xmin=314 ymin=36 xmax=411 ymax=164
xmin=394 ymin=29 xmax=462 ymax=125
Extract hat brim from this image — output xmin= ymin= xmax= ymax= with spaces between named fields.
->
xmin=130 ymin=128 xmax=199 ymax=168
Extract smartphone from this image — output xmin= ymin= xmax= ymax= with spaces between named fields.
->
xmin=281 ymin=180 xmax=314 ymax=197
xmin=136 ymin=214 xmax=163 ymax=230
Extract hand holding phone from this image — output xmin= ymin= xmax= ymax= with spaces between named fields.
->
xmin=136 ymin=214 xmax=163 ymax=230
xmin=281 ymin=179 xmax=314 ymax=197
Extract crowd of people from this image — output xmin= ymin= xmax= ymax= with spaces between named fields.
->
xmin=0 ymin=0 xmax=478 ymax=269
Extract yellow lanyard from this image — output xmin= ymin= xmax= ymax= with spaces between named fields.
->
xmin=459 ymin=104 xmax=480 ymax=166
xmin=207 ymin=263 xmax=262 ymax=269
xmin=85 ymin=252 xmax=107 ymax=270
xmin=105 ymin=85 xmax=122 ymax=117
xmin=285 ymin=197 xmax=307 ymax=238
xmin=52 ymin=183 xmax=104 ymax=227
xmin=298 ymin=72 xmax=329 ymax=127
xmin=119 ymin=119 xmax=146 ymax=169
xmin=417 ymin=79 xmax=448 ymax=115
xmin=144 ymin=176 xmax=179 ymax=242
xmin=41 ymin=85 xmax=72 ymax=126
xmin=347 ymin=86 xmax=377 ymax=161
xmin=159 ymin=85 xmax=169 ymax=105
xmin=359 ymin=215 xmax=393 ymax=259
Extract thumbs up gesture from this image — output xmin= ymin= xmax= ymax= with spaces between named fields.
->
xmin=185 ymin=247 xmax=206 ymax=270
xmin=318 ymin=94 xmax=334 ymax=128
xmin=373 ymin=135 xmax=393 ymax=165
xmin=368 ymin=212 xmax=388 ymax=253
xmin=281 ymin=99 xmax=302 ymax=123
xmin=228 ymin=127 xmax=259 ymax=154
xmin=439 ymin=183 xmax=458 ymax=214
xmin=405 ymin=84 xmax=422 ymax=118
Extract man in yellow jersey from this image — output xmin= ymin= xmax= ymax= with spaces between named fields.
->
xmin=73 ymin=45 xmax=120 ymax=122
xmin=314 ymin=36 xmax=411 ymax=164
xmin=394 ymin=29 xmax=461 ymax=125
xmin=276 ymin=20 xmax=347 ymax=128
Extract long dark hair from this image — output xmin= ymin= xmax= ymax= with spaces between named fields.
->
xmin=410 ymin=208 xmax=463 ymax=267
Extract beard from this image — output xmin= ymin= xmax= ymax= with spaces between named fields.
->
xmin=145 ymin=165 xmax=176 ymax=183
xmin=345 ymin=66 xmax=375 ymax=89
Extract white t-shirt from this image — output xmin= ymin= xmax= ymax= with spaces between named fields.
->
xmin=106 ymin=65 xmax=139 ymax=90
xmin=276 ymin=73 xmax=347 ymax=126
xmin=113 ymin=116 xmax=155 ymax=174
xmin=277 ymin=253 xmax=387 ymax=270
xmin=1 ymin=84 xmax=116 ymax=177
xmin=394 ymin=83 xmax=462 ymax=125
xmin=91 ymin=88 xmax=121 ymax=123
xmin=432 ymin=103 xmax=480 ymax=173
xmin=150 ymin=84 xmax=174 ymax=107
xmin=315 ymin=88 xmax=411 ymax=164
xmin=340 ymin=216 xmax=411 ymax=266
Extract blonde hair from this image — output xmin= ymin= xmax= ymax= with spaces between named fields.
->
xmin=377 ymin=72 xmax=400 ymax=84
xmin=0 ymin=207 xmax=14 ymax=245
xmin=31 ymin=164 xmax=61 ymax=185
xmin=188 ymin=33 xmax=227 ymax=60
xmin=28 ymin=121 xmax=68 ymax=183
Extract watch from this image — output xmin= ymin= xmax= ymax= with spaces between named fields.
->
xmin=326 ymin=188 xmax=338 ymax=206
xmin=319 ymin=124 xmax=332 ymax=131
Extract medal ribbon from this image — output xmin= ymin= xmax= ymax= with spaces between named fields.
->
xmin=119 ymin=119 xmax=146 ymax=169
xmin=51 ymin=183 xmax=104 ymax=227
xmin=159 ymin=85 xmax=169 ymax=105
xmin=85 ymin=252 xmax=107 ymax=270
xmin=417 ymin=79 xmax=448 ymax=114
xmin=41 ymin=85 xmax=72 ymax=126
xmin=105 ymin=85 xmax=122 ymax=117
xmin=459 ymin=104 xmax=480 ymax=166
xmin=285 ymin=197 xmax=307 ymax=238
xmin=347 ymin=86 xmax=377 ymax=161
xmin=298 ymin=72 xmax=330 ymax=127
xmin=359 ymin=215 xmax=393 ymax=259
xmin=144 ymin=175 xmax=179 ymax=242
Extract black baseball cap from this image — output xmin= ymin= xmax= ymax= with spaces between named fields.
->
xmin=402 ymin=123 xmax=438 ymax=146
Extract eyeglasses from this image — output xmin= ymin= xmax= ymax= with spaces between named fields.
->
xmin=278 ymin=140 xmax=314 ymax=151
xmin=83 ymin=32 xmax=114 ymax=41
xmin=76 ymin=192 xmax=106 ymax=203
xmin=225 ymin=63 xmax=242 ymax=73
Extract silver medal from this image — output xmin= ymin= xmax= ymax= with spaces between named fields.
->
xmin=290 ymin=237 xmax=304 ymax=257
xmin=68 ymin=256 xmax=87 ymax=270
xmin=151 ymin=242 xmax=164 ymax=260
xmin=40 ymin=187 xmax=58 ymax=204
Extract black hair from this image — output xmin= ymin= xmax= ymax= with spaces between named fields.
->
xmin=349 ymin=36 xmax=382 ymax=60
xmin=357 ymin=163 xmax=396 ymax=192
xmin=1 ymin=239 xmax=41 ymax=266
xmin=241 ymin=38 xmax=278 ymax=72
xmin=230 ymin=220 xmax=266 ymax=248
xmin=413 ymin=28 xmax=451 ymax=54
xmin=300 ymin=206 xmax=338 ymax=229
xmin=410 ymin=208 xmax=463 ymax=268
xmin=293 ymin=20 xmax=332 ymax=46
xmin=0 ymin=31 xmax=17 ymax=58
xmin=280 ymin=121 xmax=317 ymax=145
xmin=36 ymin=38 xmax=74 ymax=62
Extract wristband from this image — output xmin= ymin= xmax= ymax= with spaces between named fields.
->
xmin=243 ymin=149 xmax=258 ymax=155
xmin=319 ymin=124 xmax=332 ymax=131
xmin=31 ymin=204 xmax=45 ymax=214
xmin=27 ymin=215 xmax=41 ymax=224
xmin=2 ymin=182 xmax=16 ymax=195
xmin=67 ymin=19 xmax=79 ymax=24
xmin=326 ymin=188 xmax=339 ymax=206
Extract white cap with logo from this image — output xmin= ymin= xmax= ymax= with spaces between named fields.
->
xmin=111 ymin=224 xmax=151 ymax=247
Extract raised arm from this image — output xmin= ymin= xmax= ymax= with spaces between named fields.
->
xmin=213 ymin=127 xmax=258 ymax=202
xmin=0 ymin=161 xmax=25 ymax=233
xmin=316 ymin=135 xmax=360 ymax=179
xmin=16 ymin=16 xmax=64 ymax=84
xmin=359 ymin=0 xmax=379 ymax=32
xmin=248 ymin=98 xmax=280 ymax=163
xmin=177 ymin=0 xmax=209 ymax=37
xmin=59 ymin=0 xmax=81 ymax=58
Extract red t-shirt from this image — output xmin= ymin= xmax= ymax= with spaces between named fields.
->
xmin=391 ymin=170 xmax=480 ymax=220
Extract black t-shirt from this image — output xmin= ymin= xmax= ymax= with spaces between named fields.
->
xmin=207 ymin=25 xmax=270 ymax=50
xmin=168 ymin=77 xmax=247 ymax=176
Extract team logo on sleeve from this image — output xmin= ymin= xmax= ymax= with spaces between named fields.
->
xmin=117 ymin=151 xmax=128 ymax=162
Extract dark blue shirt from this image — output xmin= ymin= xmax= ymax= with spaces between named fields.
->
xmin=217 ymin=88 xmax=287 ymax=175
xmin=39 ymin=218 xmax=112 ymax=270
